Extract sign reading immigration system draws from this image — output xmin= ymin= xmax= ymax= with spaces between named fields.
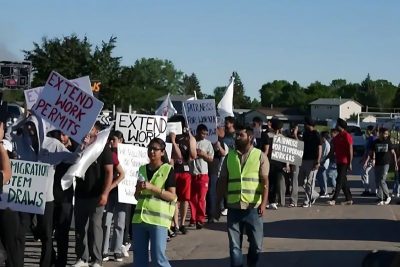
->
xmin=115 ymin=113 xmax=167 ymax=147
xmin=0 ymin=160 xmax=51 ymax=214
xmin=32 ymin=71 xmax=104 ymax=143
xmin=117 ymin=144 xmax=149 ymax=204
xmin=183 ymin=99 xmax=217 ymax=143
xmin=271 ymin=135 xmax=304 ymax=166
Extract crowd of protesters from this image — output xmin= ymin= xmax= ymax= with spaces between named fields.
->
xmin=0 ymin=109 xmax=399 ymax=267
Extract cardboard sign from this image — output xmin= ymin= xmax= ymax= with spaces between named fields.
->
xmin=166 ymin=122 xmax=183 ymax=135
xmin=271 ymin=135 xmax=304 ymax=166
xmin=24 ymin=76 xmax=93 ymax=110
xmin=32 ymin=71 xmax=103 ymax=143
xmin=0 ymin=160 xmax=51 ymax=214
xmin=117 ymin=144 xmax=149 ymax=204
xmin=116 ymin=113 xmax=167 ymax=147
xmin=183 ymin=99 xmax=217 ymax=143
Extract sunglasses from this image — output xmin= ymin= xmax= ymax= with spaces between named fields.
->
xmin=147 ymin=146 xmax=163 ymax=152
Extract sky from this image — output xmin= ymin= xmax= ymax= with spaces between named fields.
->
xmin=1 ymin=1 xmax=399 ymax=99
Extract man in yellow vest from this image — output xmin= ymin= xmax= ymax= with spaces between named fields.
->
xmin=216 ymin=125 xmax=269 ymax=267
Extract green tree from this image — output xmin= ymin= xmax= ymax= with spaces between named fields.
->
xmin=259 ymin=80 xmax=290 ymax=107
xmin=211 ymin=86 xmax=226 ymax=104
xmin=232 ymin=72 xmax=251 ymax=108
xmin=181 ymin=73 xmax=203 ymax=99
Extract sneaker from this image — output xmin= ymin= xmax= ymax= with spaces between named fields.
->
xmin=288 ymin=203 xmax=297 ymax=208
xmin=341 ymin=200 xmax=353 ymax=205
xmin=361 ymin=190 xmax=370 ymax=196
xmin=179 ymin=225 xmax=188 ymax=234
xmin=268 ymin=203 xmax=278 ymax=210
xmin=102 ymin=254 xmax=109 ymax=262
xmin=312 ymin=197 xmax=318 ymax=204
xmin=385 ymin=197 xmax=392 ymax=205
xmin=121 ymin=244 xmax=130 ymax=257
xmin=72 ymin=259 xmax=89 ymax=267
xmin=319 ymin=194 xmax=330 ymax=199
xmin=89 ymin=263 xmax=102 ymax=267
xmin=114 ymin=253 xmax=123 ymax=262
xmin=221 ymin=209 xmax=228 ymax=216
xmin=196 ymin=222 xmax=204 ymax=230
xmin=188 ymin=223 xmax=196 ymax=227
xmin=327 ymin=200 xmax=336 ymax=206
xmin=171 ymin=226 xmax=178 ymax=236
xmin=377 ymin=201 xmax=385 ymax=206
xmin=302 ymin=203 xmax=310 ymax=208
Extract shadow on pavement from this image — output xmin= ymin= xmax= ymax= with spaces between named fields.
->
xmin=264 ymin=219 xmax=400 ymax=242
xmin=122 ymin=250 xmax=377 ymax=267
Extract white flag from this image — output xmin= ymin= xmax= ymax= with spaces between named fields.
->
xmin=217 ymin=76 xmax=235 ymax=119
xmin=155 ymin=93 xmax=177 ymax=118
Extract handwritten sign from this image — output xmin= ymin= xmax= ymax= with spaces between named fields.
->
xmin=0 ymin=160 xmax=50 ymax=214
xmin=32 ymin=71 xmax=103 ymax=143
xmin=117 ymin=144 xmax=149 ymax=204
xmin=24 ymin=76 xmax=93 ymax=110
xmin=271 ymin=135 xmax=304 ymax=166
xmin=183 ymin=99 xmax=217 ymax=143
xmin=116 ymin=113 xmax=167 ymax=147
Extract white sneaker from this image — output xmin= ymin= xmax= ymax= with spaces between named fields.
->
xmin=121 ymin=244 xmax=130 ymax=257
xmin=385 ymin=197 xmax=391 ymax=205
xmin=268 ymin=203 xmax=278 ymax=210
xmin=90 ymin=263 xmax=102 ymax=267
xmin=221 ymin=209 xmax=228 ymax=216
xmin=72 ymin=259 xmax=88 ymax=267
xmin=377 ymin=201 xmax=385 ymax=206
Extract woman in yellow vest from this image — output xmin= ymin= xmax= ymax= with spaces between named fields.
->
xmin=132 ymin=138 xmax=177 ymax=267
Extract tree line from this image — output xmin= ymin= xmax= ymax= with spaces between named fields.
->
xmin=21 ymin=35 xmax=399 ymax=113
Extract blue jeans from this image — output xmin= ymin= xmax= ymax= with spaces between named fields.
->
xmin=326 ymin=163 xmax=337 ymax=191
xmin=132 ymin=223 xmax=170 ymax=267
xmin=227 ymin=208 xmax=263 ymax=267
xmin=317 ymin=166 xmax=328 ymax=194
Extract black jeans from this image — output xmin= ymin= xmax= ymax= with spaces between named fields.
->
xmin=0 ymin=209 xmax=26 ymax=267
xmin=37 ymin=201 xmax=55 ymax=267
xmin=53 ymin=201 xmax=73 ymax=267
xmin=331 ymin=164 xmax=352 ymax=201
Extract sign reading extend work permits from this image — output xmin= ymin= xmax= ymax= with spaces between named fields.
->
xmin=271 ymin=135 xmax=304 ymax=166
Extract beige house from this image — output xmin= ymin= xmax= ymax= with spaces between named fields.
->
xmin=310 ymin=98 xmax=362 ymax=121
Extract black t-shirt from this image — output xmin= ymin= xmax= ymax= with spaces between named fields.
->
xmin=53 ymin=142 xmax=76 ymax=203
xmin=373 ymin=138 xmax=393 ymax=166
xmin=302 ymin=130 xmax=322 ymax=160
xmin=75 ymin=145 xmax=113 ymax=198
xmin=145 ymin=164 xmax=176 ymax=189
xmin=173 ymin=134 xmax=191 ymax=173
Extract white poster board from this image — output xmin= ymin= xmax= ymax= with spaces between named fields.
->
xmin=166 ymin=122 xmax=183 ymax=135
xmin=31 ymin=71 xmax=103 ymax=143
xmin=0 ymin=160 xmax=51 ymax=214
xmin=117 ymin=144 xmax=149 ymax=204
xmin=183 ymin=99 xmax=217 ymax=143
xmin=24 ymin=76 xmax=93 ymax=110
xmin=115 ymin=113 xmax=167 ymax=147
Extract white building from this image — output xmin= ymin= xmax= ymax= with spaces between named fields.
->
xmin=310 ymin=98 xmax=362 ymax=121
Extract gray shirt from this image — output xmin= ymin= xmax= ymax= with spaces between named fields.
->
xmin=192 ymin=139 xmax=214 ymax=175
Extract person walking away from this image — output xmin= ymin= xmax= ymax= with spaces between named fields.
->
xmin=328 ymin=118 xmax=353 ymax=206
xmin=73 ymin=122 xmax=113 ymax=267
xmin=285 ymin=122 xmax=300 ymax=207
xmin=360 ymin=126 xmax=378 ymax=196
xmin=102 ymin=130 xmax=126 ymax=262
xmin=317 ymin=131 xmax=331 ymax=198
xmin=216 ymin=126 xmax=269 ymax=267
xmin=369 ymin=128 xmax=398 ymax=205
xmin=132 ymin=138 xmax=177 ymax=267
xmin=189 ymin=124 xmax=214 ymax=229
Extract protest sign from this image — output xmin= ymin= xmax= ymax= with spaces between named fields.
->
xmin=117 ymin=144 xmax=149 ymax=204
xmin=183 ymin=99 xmax=217 ymax=143
xmin=0 ymin=160 xmax=50 ymax=214
xmin=271 ymin=135 xmax=304 ymax=166
xmin=116 ymin=113 xmax=167 ymax=147
xmin=166 ymin=122 xmax=182 ymax=135
xmin=32 ymin=71 xmax=103 ymax=143
xmin=24 ymin=76 xmax=93 ymax=110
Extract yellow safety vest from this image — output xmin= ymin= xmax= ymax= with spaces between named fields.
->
xmin=227 ymin=148 xmax=262 ymax=205
xmin=132 ymin=164 xmax=176 ymax=228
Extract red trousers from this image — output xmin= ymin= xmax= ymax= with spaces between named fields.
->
xmin=189 ymin=174 xmax=209 ymax=224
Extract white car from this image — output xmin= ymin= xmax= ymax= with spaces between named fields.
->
xmin=346 ymin=123 xmax=365 ymax=156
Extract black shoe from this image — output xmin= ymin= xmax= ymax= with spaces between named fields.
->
xmin=361 ymin=190 xmax=370 ymax=196
xmin=114 ymin=253 xmax=123 ymax=262
xmin=168 ymin=228 xmax=176 ymax=238
xmin=196 ymin=222 xmax=204 ymax=229
xmin=180 ymin=225 xmax=187 ymax=234
xmin=207 ymin=218 xmax=215 ymax=223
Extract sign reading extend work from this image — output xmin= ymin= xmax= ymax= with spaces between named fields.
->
xmin=271 ymin=135 xmax=304 ymax=166
xmin=0 ymin=160 xmax=51 ymax=214
xmin=32 ymin=71 xmax=103 ymax=143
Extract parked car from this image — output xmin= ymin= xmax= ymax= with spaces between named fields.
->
xmin=347 ymin=123 xmax=365 ymax=156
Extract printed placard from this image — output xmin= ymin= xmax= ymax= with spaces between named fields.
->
xmin=24 ymin=76 xmax=93 ymax=110
xmin=271 ymin=135 xmax=304 ymax=166
xmin=0 ymin=160 xmax=51 ymax=214
xmin=183 ymin=99 xmax=217 ymax=143
xmin=115 ymin=113 xmax=167 ymax=147
xmin=166 ymin=122 xmax=183 ymax=135
xmin=117 ymin=144 xmax=149 ymax=204
xmin=32 ymin=71 xmax=103 ymax=143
